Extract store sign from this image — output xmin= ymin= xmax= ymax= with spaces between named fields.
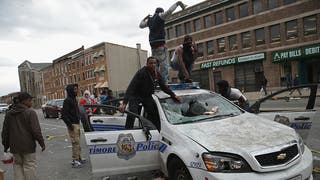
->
xmin=272 ymin=43 xmax=320 ymax=62
xmin=200 ymin=53 xmax=265 ymax=69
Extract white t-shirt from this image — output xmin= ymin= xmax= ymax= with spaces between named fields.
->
xmin=229 ymin=88 xmax=247 ymax=101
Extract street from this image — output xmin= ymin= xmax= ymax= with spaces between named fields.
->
xmin=0 ymin=97 xmax=319 ymax=180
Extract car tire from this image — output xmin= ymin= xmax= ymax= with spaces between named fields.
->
xmin=168 ymin=158 xmax=192 ymax=180
xmin=43 ymin=111 xmax=49 ymax=118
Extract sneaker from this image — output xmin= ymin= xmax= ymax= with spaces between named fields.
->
xmin=71 ymin=160 xmax=83 ymax=168
xmin=80 ymin=158 xmax=87 ymax=164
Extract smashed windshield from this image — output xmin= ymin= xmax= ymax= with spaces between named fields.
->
xmin=160 ymin=93 xmax=243 ymax=124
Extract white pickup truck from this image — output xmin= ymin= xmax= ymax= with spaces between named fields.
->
xmin=80 ymin=84 xmax=316 ymax=180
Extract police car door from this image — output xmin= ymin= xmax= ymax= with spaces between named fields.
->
xmin=250 ymin=84 xmax=317 ymax=140
xmin=83 ymin=108 xmax=161 ymax=176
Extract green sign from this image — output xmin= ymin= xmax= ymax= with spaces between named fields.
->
xmin=200 ymin=53 xmax=265 ymax=69
xmin=272 ymin=43 xmax=320 ymax=62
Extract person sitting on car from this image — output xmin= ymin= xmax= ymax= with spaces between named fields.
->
xmin=216 ymin=80 xmax=250 ymax=111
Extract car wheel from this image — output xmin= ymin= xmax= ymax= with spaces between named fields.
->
xmin=43 ymin=111 xmax=49 ymax=118
xmin=168 ymin=158 xmax=192 ymax=180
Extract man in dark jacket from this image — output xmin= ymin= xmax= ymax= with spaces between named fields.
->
xmin=119 ymin=57 xmax=181 ymax=130
xmin=2 ymin=92 xmax=45 ymax=180
xmin=61 ymin=84 xmax=85 ymax=168
xmin=139 ymin=1 xmax=186 ymax=83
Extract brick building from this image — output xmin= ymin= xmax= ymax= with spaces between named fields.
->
xmin=165 ymin=0 xmax=320 ymax=92
xmin=41 ymin=42 xmax=147 ymax=101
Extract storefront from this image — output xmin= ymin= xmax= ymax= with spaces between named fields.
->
xmin=272 ymin=43 xmax=320 ymax=86
xmin=199 ymin=52 xmax=266 ymax=92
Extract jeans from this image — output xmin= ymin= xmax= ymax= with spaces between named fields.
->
xmin=67 ymin=124 xmax=81 ymax=161
xmin=152 ymin=46 xmax=168 ymax=84
xmin=13 ymin=153 xmax=37 ymax=180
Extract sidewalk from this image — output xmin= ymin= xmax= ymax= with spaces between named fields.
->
xmin=243 ymin=86 xmax=320 ymax=101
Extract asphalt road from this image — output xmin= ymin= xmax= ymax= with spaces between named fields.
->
xmin=0 ymin=98 xmax=319 ymax=180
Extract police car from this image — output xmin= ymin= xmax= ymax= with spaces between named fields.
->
xmin=81 ymin=83 xmax=315 ymax=180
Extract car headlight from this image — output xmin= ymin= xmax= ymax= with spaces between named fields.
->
xmin=202 ymin=153 xmax=251 ymax=173
xmin=296 ymin=133 xmax=305 ymax=154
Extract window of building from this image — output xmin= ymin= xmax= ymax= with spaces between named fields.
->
xmin=283 ymin=0 xmax=296 ymax=5
xmin=239 ymin=2 xmax=248 ymax=18
xmin=206 ymin=40 xmax=214 ymax=55
xmin=82 ymin=72 xmax=85 ymax=80
xmin=175 ymin=24 xmax=182 ymax=37
xmin=204 ymin=15 xmax=213 ymax=28
xmin=184 ymin=22 xmax=192 ymax=34
xmin=229 ymin=35 xmax=238 ymax=51
xmin=215 ymin=11 xmax=223 ymax=25
xmin=255 ymin=28 xmax=265 ymax=46
xmin=242 ymin=31 xmax=251 ymax=48
xmin=226 ymin=7 xmax=235 ymax=22
xmin=268 ymin=0 xmax=278 ymax=9
xmin=270 ymin=24 xmax=280 ymax=43
xmin=217 ymin=38 xmax=226 ymax=53
xmin=286 ymin=20 xmax=298 ymax=40
xmin=167 ymin=27 xmax=174 ymax=39
xmin=191 ymin=69 xmax=209 ymax=90
xmin=197 ymin=43 xmax=204 ymax=57
xmin=303 ymin=15 xmax=317 ymax=36
xmin=194 ymin=18 xmax=201 ymax=32
xmin=252 ymin=0 xmax=263 ymax=14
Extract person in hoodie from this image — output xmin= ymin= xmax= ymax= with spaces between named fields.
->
xmin=61 ymin=84 xmax=86 ymax=168
xmin=1 ymin=92 xmax=45 ymax=180
xmin=139 ymin=1 xmax=187 ymax=83
xmin=79 ymin=90 xmax=96 ymax=115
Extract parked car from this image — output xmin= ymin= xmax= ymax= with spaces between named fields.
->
xmin=0 ymin=103 xmax=9 ymax=113
xmin=80 ymin=84 xmax=313 ymax=180
xmin=42 ymin=99 xmax=64 ymax=118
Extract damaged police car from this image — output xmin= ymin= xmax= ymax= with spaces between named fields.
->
xmin=81 ymin=84 xmax=314 ymax=180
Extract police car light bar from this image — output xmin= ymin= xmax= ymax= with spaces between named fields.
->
xmin=167 ymin=82 xmax=200 ymax=90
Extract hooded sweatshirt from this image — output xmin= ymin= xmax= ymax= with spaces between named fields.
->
xmin=62 ymin=84 xmax=80 ymax=128
xmin=1 ymin=103 xmax=45 ymax=154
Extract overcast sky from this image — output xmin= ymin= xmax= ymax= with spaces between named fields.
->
xmin=0 ymin=0 xmax=200 ymax=97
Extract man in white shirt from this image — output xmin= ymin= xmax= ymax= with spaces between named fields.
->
xmin=216 ymin=80 xmax=250 ymax=111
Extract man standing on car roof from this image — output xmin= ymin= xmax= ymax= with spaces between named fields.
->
xmin=170 ymin=35 xmax=197 ymax=83
xmin=139 ymin=1 xmax=187 ymax=84
xmin=2 ymin=92 xmax=45 ymax=180
xmin=61 ymin=84 xmax=86 ymax=168
xmin=119 ymin=56 xmax=182 ymax=130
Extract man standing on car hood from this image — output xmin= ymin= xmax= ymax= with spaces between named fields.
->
xmin=62 ymin=84 xmax=86 ymax=168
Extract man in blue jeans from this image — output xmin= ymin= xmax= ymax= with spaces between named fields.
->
xmin=139 ymin=1 xmax=186 ymax=83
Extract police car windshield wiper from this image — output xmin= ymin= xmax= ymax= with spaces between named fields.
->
xmin=195 ymin=113 xmax=237 ymax=122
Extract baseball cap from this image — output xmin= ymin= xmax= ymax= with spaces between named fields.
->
xmin=17 ymin=92 xmax=34 ymax=101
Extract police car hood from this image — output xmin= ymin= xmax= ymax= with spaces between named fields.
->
xmin=175 ymin=113 xmax=297 ymax=153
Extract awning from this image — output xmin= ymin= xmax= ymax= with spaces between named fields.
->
xmin=94 ymin=66 xmax=100 ymax=73
xmin=98 ymin=50 xmax=104 ymax=57
xmin=99 ymin=65 xmax=106 ymax=71
xmin=94 ymin=82 xmax=103 ymax=88
xmin=100 ymin=81 xmax=109 ymax=88
xmin=92 ymin=52 xmax=99 ymax=59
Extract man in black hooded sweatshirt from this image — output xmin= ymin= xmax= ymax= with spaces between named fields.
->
xmin=62 ymin=84 xmax=86 ymax=168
